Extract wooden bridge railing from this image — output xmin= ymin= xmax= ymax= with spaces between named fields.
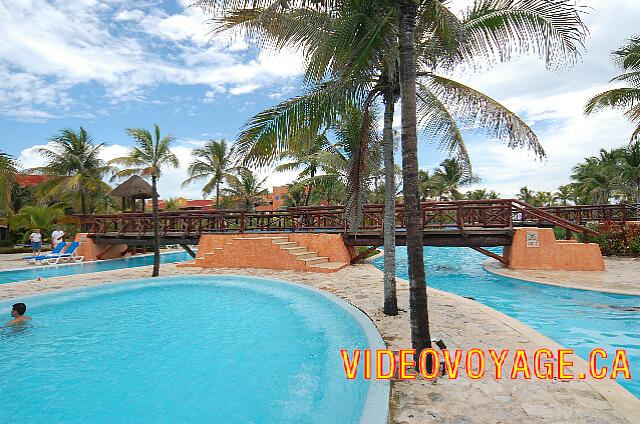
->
xmin=538 ymin=203 xmax=639 ymax=224
xmin=88 ymin=199 xmax=604 ymax=240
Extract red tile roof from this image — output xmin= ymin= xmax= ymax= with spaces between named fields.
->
xmin=16 ymin=174 xmax=49 ymax=187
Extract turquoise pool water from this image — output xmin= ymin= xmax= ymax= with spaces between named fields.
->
xmin=372 ymin=247 xmax=640 ymax=398
xmin=0 ymin=251 xmax=193 ymax=285
xmin=0 ymin=275 xmax=380 ymax=423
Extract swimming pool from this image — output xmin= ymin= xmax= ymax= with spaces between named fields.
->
xmin=0 ymin=251 xmax=193 ymax=285
xmin=0 ymin=275 xmax=387 ymax=423
xmin=372 ymin=247 xmax=640 ymax=398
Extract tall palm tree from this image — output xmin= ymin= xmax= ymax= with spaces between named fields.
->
xmin=197 ymin=0 xmax=587 ymax=364
xmin=223 ymin=169 xmax=269 ymax=211
xmin=0 ymin=151 xmax=18 ymax=217
xmin=182 ymin=139 xmax=238 ymax=207
xmin=429 ymin=158 xmax=480 ymax=200
xmin=31 ymin=127 xmax=111 ymax=226
xmin=586 ymin=36 xmax=640 ymax=143
xmin=465 ymin=189 xmax=499 ymax=200
xmin=110 ymin=125 xmax=179 ymax=277
xmin=619 ymin=143 xmax=640 ymax=203
xmin=275 ymin=133 xmax=336 ymax=206
xmin=533 ymin=191 xmax=554 ymax=207
xmin=554 ymin=184 xmax=574 ymax=206
xmin=517 ymin=186 xmax=536 ymax=204
xmin=571 ymin=149 xmax=621 ymax=204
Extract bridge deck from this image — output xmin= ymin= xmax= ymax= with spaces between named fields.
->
xmin=85 ymin=199 xmax=625 ymax=250
xmin=91 ymin=228 xmax=515 ymax=247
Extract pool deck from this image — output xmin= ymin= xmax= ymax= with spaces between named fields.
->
xmin=484 ymin=257 xmax=640 ymax=296
xmin=1 ymin=263 xmax=638 ymax=423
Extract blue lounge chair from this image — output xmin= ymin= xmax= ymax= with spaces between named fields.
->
xmin=23 ymin=242 xmax=67 ymax=262
xmin=46 ymin=242 xmax=84 ymax=264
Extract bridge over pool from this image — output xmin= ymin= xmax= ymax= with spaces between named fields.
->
xmin=82 ymin=200 xmax=637 ymax=271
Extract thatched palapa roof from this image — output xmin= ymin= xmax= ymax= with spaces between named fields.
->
xmin=111 ymin=175 xmax=157 ymax=199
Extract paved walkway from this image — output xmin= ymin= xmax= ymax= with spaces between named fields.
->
xmin=1 ymin=264 xmax=638 ymax=423
xmin=0 ymin=253 xmax=34 ymax=270
xmin=484 ymin=257 xmax=640 ymax=296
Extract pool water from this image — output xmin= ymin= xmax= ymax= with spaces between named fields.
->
xmin=372 ymin=247 xmax=640 ymax=398
xmin=0 ymin=275 xmax=377 ymax=423
xmin=0 ymin=251 xmax=193 ymax=285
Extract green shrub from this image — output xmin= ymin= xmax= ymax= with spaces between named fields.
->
xmin=593 ymin=222 xmax=640 ymax=257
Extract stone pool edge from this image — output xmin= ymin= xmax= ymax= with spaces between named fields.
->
xmin=482 ymin=259 xmax=640 ymax=296
xmin=363 ymin=264 xmax=640 ymax=423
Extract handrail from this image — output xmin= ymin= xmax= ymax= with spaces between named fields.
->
xmin=87 ymin=199 xmax=605 ymax=239
xmin=510 ymin=199 xmax=599 ymax=236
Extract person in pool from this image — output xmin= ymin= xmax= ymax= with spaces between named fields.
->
xmin=5 ymin=303 xmax=31 ymax=326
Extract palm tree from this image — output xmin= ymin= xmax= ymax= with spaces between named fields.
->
xmin=275 ymin=133 xmax=336 ymax=206
xmin=11 ymin=203 xmax=66 ymax=242
xmin=164 ymin=197 xmax=181 ymax=211
xmin=571 ymin=149 xmax=621 ymax=204
xmin=0 ymin=151 xmax=17 ymax=217
xmin=198 ymin=0 xmax=587 ymax=366
xmin=533 ymin=191 xmax=554 ymax=207
xmin=554 ymin=185 xmax=574 ymax=206
xmin=619 ymin=143 xmax=640 ymax=203
xmin=585 ymin=36 xmax=640 ymax=143
xmin=517 ymin=186 xmax=536 ymax=204
xmin=465 ymin=189 xmax=499 ymax=200
xmin=429 ymin=158 xmax=480 ymax=200
xmin=282 ymin=182 xmax=307 ymax=207
xmin=110 ymin=125 xmax=179 ymax=277
xmin=223 ymin=169 xmax=269 ymax=211
xmin=31 ymin=128 xmax=112 ymax=226
xmin=182 ymin=139 xmax=239 ymax=208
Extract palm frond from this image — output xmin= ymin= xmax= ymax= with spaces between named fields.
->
xmin=585 ymin=88 xmax=640 ymax=115
xmin=416 ymin=85 xmax=471 ymax=173
xmin=460 ymin=0 xmax=588 ymax=70
xmin=423 ymin=75 xmax=544 ymax=158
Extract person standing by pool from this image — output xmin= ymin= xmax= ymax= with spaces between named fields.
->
xmin=4 ymin=303 xmax=31 ymax=326
xmin=51 ymin=225 xmax=65 ymax=249
xmin=29 ymin=229 xmax=42 ymax=257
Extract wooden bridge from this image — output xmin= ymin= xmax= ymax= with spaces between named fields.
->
xmin=84 ymin=199 xmax=638 ymax=250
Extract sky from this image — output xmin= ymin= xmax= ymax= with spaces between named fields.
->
xmin=0 ymin=0 xmax=638 ymax=199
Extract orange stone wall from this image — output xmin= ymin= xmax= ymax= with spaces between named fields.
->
xmin=74 ymin=233 xmax=129 ymax=261
xmin=192 ymin=233 xmax=355 ymax=273
xmin=195 ymin=233 xmax=355 ymax=262
xmin=503 ymin=228 xmax=605 ymax=271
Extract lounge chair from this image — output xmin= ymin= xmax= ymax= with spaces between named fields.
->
xmin=45 ymin=242 xmax=84 ymax=265
xmin=23 ymin=242 xmax=67 ymax=263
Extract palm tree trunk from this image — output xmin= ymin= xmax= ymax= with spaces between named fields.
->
xmin=304 ymin=169 xmax=315 ymax=206
xmin=79 ymin=177 xmax=88 ymax=232
xmin=151 ymin=176 xmax=160 ymax=277
xmin=216 ymin=181 xmax=220 ymax=209
xmin=399 ymin=0 xmax=433 ymax=371
xmin=382 ymin=93 xmax=398 ymax=316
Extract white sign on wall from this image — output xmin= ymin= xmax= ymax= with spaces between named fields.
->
xmin=526 ymin=231 xmax=539 ymax=248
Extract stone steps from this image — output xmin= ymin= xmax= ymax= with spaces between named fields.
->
xmin=195 ymin=235 xmax=346 ymax=272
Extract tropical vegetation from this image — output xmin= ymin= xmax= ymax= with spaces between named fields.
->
xmin=109 ymin=125 xmax=180 ymax=277
xmin=195 ymin=0 xmax=588 ymax=366
xmin=586 ymin=35 xmax=640 ymax=143
xmin=30 ymin=127 xmax=114 ymax=221
xmin=182 ymin=139 xmax=241 ymax=208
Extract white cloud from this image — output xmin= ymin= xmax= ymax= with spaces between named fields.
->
xmin=114 ymin=9 xmax=144 ymax=22
xmin=0 ymin=0 xmax=305 ymax=118
xmin=429 ymin=0 xmax=640 ymax=197
xmin=230 ymin=84 xmax=261 ymax=95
